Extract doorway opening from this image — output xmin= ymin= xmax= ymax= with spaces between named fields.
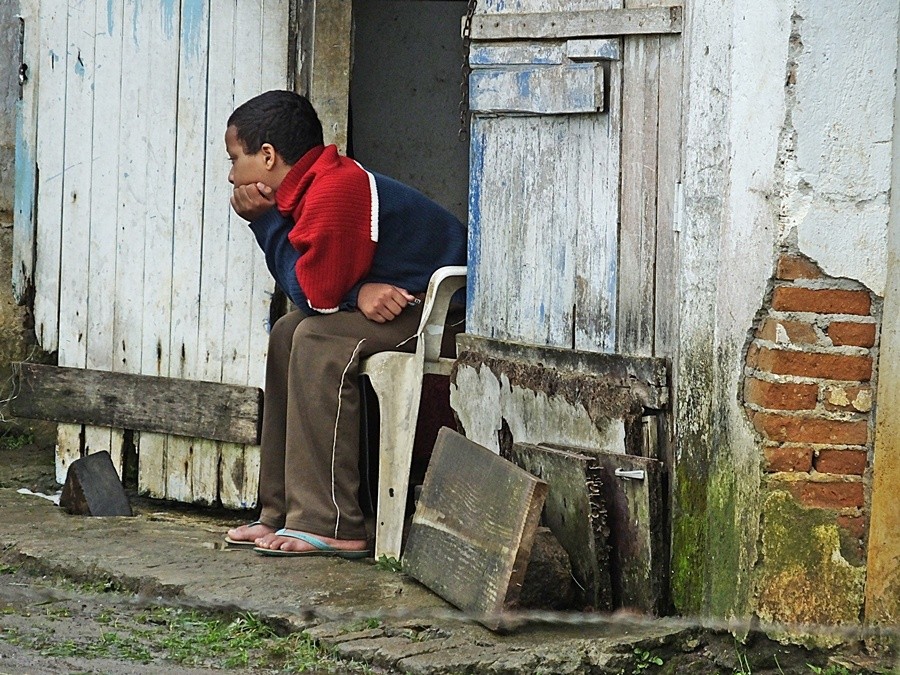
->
xmin=349 ymin=0 xmax=469 ymax=223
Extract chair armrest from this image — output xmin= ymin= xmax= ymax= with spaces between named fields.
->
xmin=417 ymin=266 xmax=467 ymax=363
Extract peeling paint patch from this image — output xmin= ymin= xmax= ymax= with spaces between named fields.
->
xmin=181 ymin=0 xmax=205 ymax=60
xmin=160 ymin=0 xmax=177 ymax=41
xmin=106 ymin=0 xmax=115 ymax=35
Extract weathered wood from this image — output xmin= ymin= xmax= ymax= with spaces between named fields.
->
xmin=403 ymin=428 xmax=548 ymax=630
xmin=470 ymin=7 xmax=683 ymax=41
xmin=468 ymin=112 xmax=618 ymax=349
xmin=566 ymin=38 xmax=621 ymax=61
xmin=301 ymin=0 xmax=352 ymax=152
xmin=653 ymin=34 xmax=684 ymax=358
xmin=508 ymin=443 xmax=612 ymax=610
xmin=11 ymin=363 xmax=262 ymax=445
xmin=13 ymin=0 xmax=38 ymax=304
xmin=470 ymin=42 xmax=566 ymax=67
xmin=470 ymin=64 xmax=604 ymax=115
xmin=60 ymin=451 xmax=133 ymax=517
xmin=32 ymin=0 xmax=66 ymax=352
xmin=593 ymin=451 xmax=666 ymax=613
xmin=456 ymin=334 xmax=669 ymax=409
xmin=617 ymin=9 xmax=661 ymax=356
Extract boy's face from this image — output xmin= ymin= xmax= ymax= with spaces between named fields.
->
xmin=226 ymin=125 xmax=276 ymax=188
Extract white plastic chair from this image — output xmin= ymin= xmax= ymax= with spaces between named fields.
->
xmin=360 ymin=265 xmax=467 ymax=560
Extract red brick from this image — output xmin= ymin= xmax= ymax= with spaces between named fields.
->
xmin=836 ymin=514 xmax=866 ymax=540
xmin=776 ymin=255 xmax=822 ymax=280
xmin=764 ymin=446 xmax=813 ymax=473
xmin=815 ymin=449 xmax=868 ymax=476
xmin=756 ymin=318 xmax=818 ymax=344
xmin=772 ymin=287 xmax=871 ymax=315
xmin=750 ymin=347 xmax=872 ymax=381
xmin=827 ymin=321 xmax=877 ymax=348
xmin=789 ymin=481 xmax=864 ymax=509
xmin=750 ymin=412 xmax=869 ymax=445
xmin=744 ymin=378 xmax=818 ymax=410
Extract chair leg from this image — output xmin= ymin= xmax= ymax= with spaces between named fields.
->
xmin=367 ymin=357 xmax=424 ymax=560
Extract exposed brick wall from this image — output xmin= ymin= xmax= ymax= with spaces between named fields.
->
xmin=743 ymin=252 xmax=880 ymax=564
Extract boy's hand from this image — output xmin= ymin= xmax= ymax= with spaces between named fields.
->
xmin=358 ymin=283 xmax=417 ymax=323
xmin=231 ymin=182 xmax=275 ymax=221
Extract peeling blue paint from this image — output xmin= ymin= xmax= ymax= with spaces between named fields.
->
xmin=74 ymin=56 xmax=85 ymax=77
xmin=182 ymin=0 xmax=204 ymax=60
xmin=107 ymin=0 xmax=115 ymax=35
xmin=467 ymin=125 xmax=486 ymax=308
xmin=49 ymin=49 xmax=60 ymax=67
xmin=516 ymin=69 xmax=531 ymax=98
xmin=13 ymin=100 xmax=36 ymax=298
xmin=131 ymin=1 xmax=141 ymax=46
xmin=160 ymin=0 xmax=176 ymax=40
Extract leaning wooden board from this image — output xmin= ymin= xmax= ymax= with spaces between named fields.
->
xmin=403 ymin=428 xmax=548 ymax=630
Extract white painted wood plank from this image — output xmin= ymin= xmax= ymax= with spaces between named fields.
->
xmin=57 ymin=0 xmax=95 ymax=371
xmin=55 ymin=423 xmax=82 ymax=485
xmin=81 ymin=1 xmax=127 ymax=472
xmin=118 ymin=0 xmax=156 ymax=496
xmin=616 ymin=30 xmax=660 ymax=356
xmin=204 ymin=0 xmax=254 ymax=507
xmin=470 ymin=7 xmax=683 ymax=40
xmin=191 ymin=438 xmax=220 ymax=506
xmin=135 ymin=431 xmax=165 ymax=499
xmin=469 ymin=64 xmax=604 ymax=115
xmin=574 ymin=59 xmax=621 ymax=353
xmin=221 ymin=0 xmax=263 ymax=389
xmin=164 ymin=436 xmax=192 ymax=503
xmin=165 ymin=0 xmax=214 ymax=504
xmin=32 ymin=0 xmax=67 ymax=352
xmin=241 ymin=444 xmax=261 ymax=509
xmin=13 ymin=0 xmax=39 ymax=304
xmin=55 ymin=0 xmax=97 ymax=481
xmin=219 ymin=442 xmax=245 ymax=509
xmin=197 ymin=0 xmax=237 ymax=384
xmin=470 ymin=42 xmax=566 ymax=66
xmin=653 ymin=34 xmax=683 ymax=357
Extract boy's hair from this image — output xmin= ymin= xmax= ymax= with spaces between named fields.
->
xmin=227 ymin=90 xmax=324 ymax=165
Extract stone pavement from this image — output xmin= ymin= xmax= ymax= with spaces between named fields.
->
xmin=0 ymin=487 xmax=692 ymax=674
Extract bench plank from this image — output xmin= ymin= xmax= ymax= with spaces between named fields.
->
xmin=11 ymin=363 xmax=261 ymax=445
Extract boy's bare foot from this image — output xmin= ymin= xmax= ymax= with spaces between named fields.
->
xmin=255 ymin=528 xmax=368 ymax=554
xmin=225 ymin=521 xmax=275 ymax=545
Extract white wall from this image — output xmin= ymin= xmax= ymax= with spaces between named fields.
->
xmin=783 ymin=0 xmax=899 ymax=295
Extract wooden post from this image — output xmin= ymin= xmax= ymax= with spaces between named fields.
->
xmin=297 ymin=0 xmax=351 ymax=153
xmin=864 ymin=17 xmax=900 ymax=625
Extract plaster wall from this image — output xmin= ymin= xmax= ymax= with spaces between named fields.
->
xmin=675 ymin=0 xmax=899 ymax=618
xmin=783 ymin=0 xmax=899 ymax=295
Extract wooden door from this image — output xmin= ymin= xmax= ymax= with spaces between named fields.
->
xmin=466 ymin=1 xmax=683 ymax=358
xmin=14 ymin=0 xmax=290 ymax=507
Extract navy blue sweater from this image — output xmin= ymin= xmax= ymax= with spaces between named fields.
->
xmin=249 ymin=172 xmax=466 ymax=315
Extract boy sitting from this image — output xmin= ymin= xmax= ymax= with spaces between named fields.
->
xmin=223 ymin=90 xmax=466 ymax=556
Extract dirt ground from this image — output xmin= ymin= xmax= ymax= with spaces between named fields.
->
xmin=0 ymin=440 xmax=896 ymax=675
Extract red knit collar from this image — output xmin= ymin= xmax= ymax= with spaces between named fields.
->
xmin=275 ymin=144 xmax=331 ymax=214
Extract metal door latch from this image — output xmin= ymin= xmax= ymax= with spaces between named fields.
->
xmin=615 ymin=468 xmax=645 ymax=481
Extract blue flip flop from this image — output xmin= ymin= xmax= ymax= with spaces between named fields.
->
xmin=253 ymin=529 xmax=370 ymax=559
xmin=224 ymin=520 xmax=269 ymax=548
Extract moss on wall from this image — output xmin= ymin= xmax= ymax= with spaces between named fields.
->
xmin=754 ymin=490 xmax=865 ymax=644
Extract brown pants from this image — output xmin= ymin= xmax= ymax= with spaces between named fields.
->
xmin=256 ymin=306 xmax=423 ymax=540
